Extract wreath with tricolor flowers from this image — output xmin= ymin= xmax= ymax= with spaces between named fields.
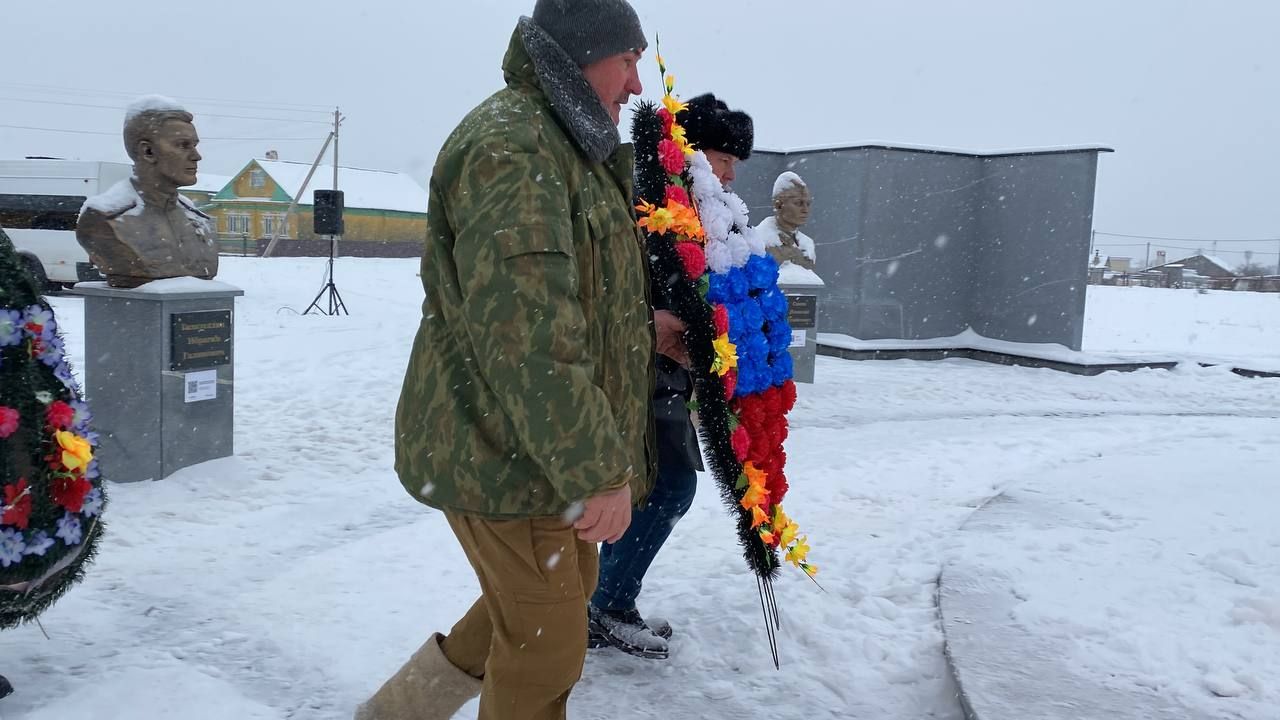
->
xmin=632 ymin=48 xmax=816 ymax=666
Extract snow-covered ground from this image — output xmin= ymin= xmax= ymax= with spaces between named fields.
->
xmin=1 ymin=257 xmax=1276 ymax=719
xmin=1084 ymin=285 xmax=1280 ymax=371
xmin=947 ymin=420 xmax=1280 ymax=719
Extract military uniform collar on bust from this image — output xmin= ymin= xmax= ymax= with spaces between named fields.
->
xmin=131 ymin=175 xmax=180 ymax=210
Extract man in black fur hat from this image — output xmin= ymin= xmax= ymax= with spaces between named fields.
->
xmin=588 ymin=93 xmax=754 ymax=661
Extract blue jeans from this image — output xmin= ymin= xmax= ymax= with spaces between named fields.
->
xmin=591 ymin=453 xmax=698 ymax=612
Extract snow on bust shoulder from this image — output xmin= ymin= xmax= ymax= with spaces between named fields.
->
xmin=80 ymin=178 xmax=142 ymax=218
xmin=125 ymin=94 xmax=189 ymax=123
xmin=754 ymin=216 xmax=817 ymax=262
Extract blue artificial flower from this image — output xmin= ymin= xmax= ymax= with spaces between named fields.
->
xmin=38 ymin=334 xmax=65 ymax=366
xmin=22 ymin=306 xmax=55 ymax=339
xmin=81 ymin=488 xmax=105 ymax=518
xmin=770 ymin=350 xmax=795 ymax=385
xmin=70 ymin=401 xmax=94 ymax=433
xmin=743 ymin=333 xmax=771 ymax=366
xmin=55 ymin=513 xmax=82 ymax=546
xmin=0 ymin=309 xmax=22 ymax=347
xmin=54 ymin=361 xmax=78 ymax=391
xmin=724 ymin=302 xmax=745 ymax=340
xmin=767 ymin=321 xmax=794 ymax=353
xmin=736 ymin=360 xmax=763 ymax=396
xmin=707 ymin=273 xmax=731 ymax=305
xmin=745 ymin=253 xmax=780 ymax=291
xmin=736 ymin=299 xmax=764 ymax=335
xmin=709 ymin=267 xmax=751 ymax=307
xmin=0 ymin=528 xmax=27 ymax=567
xmin=725 ymin=267 xmax=750 ymax=303
xmin=23 ymin=530 xmax=54 ymax=557
xmin=758 ymin=287 xmax=790 ymax=324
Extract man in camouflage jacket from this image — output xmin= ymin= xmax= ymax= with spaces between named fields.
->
xmin=357 ymin=3 xmax=657 ymax=720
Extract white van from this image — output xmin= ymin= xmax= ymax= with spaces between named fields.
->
xmin=0 ymin=159 xmax=132 ymax=287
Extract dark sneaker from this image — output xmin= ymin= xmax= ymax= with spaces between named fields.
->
xmin=588 ymin=613 xmax=672 ymax=647
xmin=588 ymin=605 xmax=670 ymax=660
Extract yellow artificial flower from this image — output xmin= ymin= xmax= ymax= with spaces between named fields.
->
xmin=778 ymin=518 xmax=799 ymax=549
xmin=712 ymin=334 xmax=738 ymax=376
xmin=56 ymin=431 xmax=93 ymax=472
xmin=638 ymin=206 xmax=677 ymax=236
xmin=772 ymin=506 xmax=800 ymax=549
xmin=785 ymin=536 xmax=811 ymax=565
xmin=665 ymin=74 xmax=676 ymax=93
xmin=802 ymin=563 xmax=819 ymax=577
xmin=671 ymin=124 xmax=695 ymax=156
xmin=662 ymin=94 xmax=688 ymax=117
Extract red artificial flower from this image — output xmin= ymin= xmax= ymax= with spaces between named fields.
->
xmin=731 ymin=425 xmax=751 ymax=462
xmin=658 ymin=139 xmax=685 ymax=175
xmin=51 ymin=475 xmax=92 ymax=514
xmin=761 ymin=387 xmax=783 ymax=418
xmin=781 ymin=380 xmax=798 ymax=413
xmin=2 ymin=479 xmax=32 ymax=529
xmin=766 ymin=469 xmax=790 ymax=506
xmin=713 ymin=304 xmax=729 ymax=336
xmin=722 ymin=368 xmax=738 ymax=400
xmin=674 ymin=242 xmax=706 ymax=280
xmin=665 ymin=184 xmax=690 ymax=207
xmin=0 ymin=406 xmax=18 ymax=439
xmin=657 ymin=107 xmax=675 ymax=135
xmin=47 ymin=400 xmax=76 ymax=430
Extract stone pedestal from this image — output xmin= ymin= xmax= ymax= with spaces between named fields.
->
xmin=69 ymin=279 xmax=243 ymax=482
xmin=780 ymin=280 xmax=823 ymax=384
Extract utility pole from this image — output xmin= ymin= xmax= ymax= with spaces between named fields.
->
xmin=1145 ymin=242 xmax=1151 ymax=269
xmin=332 ymin=106 xmax=341 ymax=257
xmin=262 ymin=132 xmax=333 ymax=258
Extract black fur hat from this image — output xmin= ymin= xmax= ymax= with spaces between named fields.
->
xmin=680 ymin=93 xmax=754 ymax=161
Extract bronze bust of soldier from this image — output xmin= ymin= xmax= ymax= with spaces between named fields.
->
xmin=76 ymin=96 xmax=218 ymax=288
xmin=762 ymin=172 xmax=817 ymax=271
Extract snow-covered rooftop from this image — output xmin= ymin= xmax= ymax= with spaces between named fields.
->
xmin=188 ymin=173 xmax=232 ymax=194
xmin=253 ymin=160 xmax=428 ymax=214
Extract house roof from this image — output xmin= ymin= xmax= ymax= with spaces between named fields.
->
xmin=188 ymin=173 xmax=232 ymax=193
xmin=250 ymin=159 xmax=427 ymax=214
xmin=1198 ymin=255 xmax=1235 ymax=274
xmin=1150 ymin=254 xmax=1236 ymax=276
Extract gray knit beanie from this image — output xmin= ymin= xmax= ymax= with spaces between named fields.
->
xmin=531 ymin=0 xmax=648 ymax=66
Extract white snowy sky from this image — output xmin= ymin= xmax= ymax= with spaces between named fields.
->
xmin=2 ymin=0 xmax=1278 ymax=266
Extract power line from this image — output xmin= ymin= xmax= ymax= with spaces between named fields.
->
xmin=0 ymin=123 xmax=325 ymax=142
xmin=0 ymin=96 xmax=332 ymax=124
xmin=0 ymin=81 xmax=332 ymax=114
xmin=1095 ymin=230 xmax=1280 ymax=244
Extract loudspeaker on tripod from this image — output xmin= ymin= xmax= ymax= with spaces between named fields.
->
xmin=313 ymin=189 xmax=345 ymax=235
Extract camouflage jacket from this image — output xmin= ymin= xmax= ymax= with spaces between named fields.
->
xmin=395 ymin=24 xmax=657 ymax=518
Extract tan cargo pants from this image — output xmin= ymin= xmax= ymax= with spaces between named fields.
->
xmin=441 ymin=512 xmax=598 ymax=720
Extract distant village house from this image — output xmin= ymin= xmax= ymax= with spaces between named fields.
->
xmin=182 ymin=157 xmax=428 ymax=257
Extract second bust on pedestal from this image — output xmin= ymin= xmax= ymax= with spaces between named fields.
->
xmin=759 ymin=172 xmax=816 ymax=272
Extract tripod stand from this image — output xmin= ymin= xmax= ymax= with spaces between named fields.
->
xmin=304 ymin=235 xmax=348 ymax=316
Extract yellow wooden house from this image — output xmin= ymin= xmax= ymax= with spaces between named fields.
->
xmin=196 ymin=158 xmax=429 ymax=257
